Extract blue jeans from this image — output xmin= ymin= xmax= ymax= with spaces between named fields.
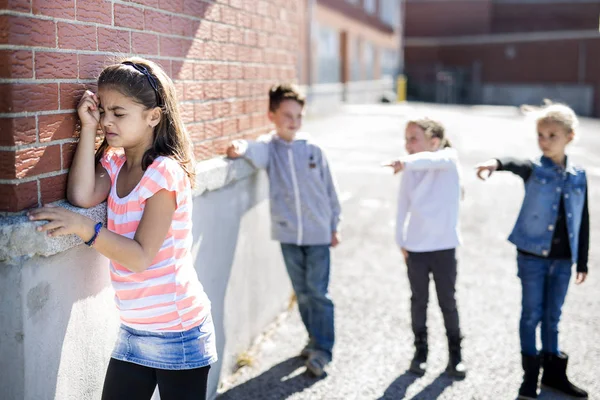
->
xmin=517 ymin=252 xmax=572 ymax=356
xmin=280 ymin=243 xmax=334 ymax=360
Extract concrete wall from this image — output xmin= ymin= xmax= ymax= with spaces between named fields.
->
xmin=0 ymin=159 xmax=291 ymax=400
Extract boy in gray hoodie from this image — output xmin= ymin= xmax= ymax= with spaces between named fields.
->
xmin=226 ymin=84 xmax=341 ymax=377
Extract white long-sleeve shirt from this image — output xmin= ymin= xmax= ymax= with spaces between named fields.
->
xmin=396 ymin=147 xmax=462 ymax=252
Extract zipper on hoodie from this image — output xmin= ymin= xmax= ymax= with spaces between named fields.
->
xmin=288 ymin=147 xmax=303 ymax=245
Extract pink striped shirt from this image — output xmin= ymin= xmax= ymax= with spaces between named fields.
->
xmin=101 ymin=150 xmax=210 ymax=331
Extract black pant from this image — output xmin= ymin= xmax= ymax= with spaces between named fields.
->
xmin=406 ymin=248 xmax=461 ymax=339
xmin=101 ymin=358 xmax=210 ymax=400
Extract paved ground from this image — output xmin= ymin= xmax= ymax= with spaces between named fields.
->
xmin=218 ymin=103 xmax=600 ymax=400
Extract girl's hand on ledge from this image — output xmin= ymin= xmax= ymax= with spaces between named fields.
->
xmin=27 ymin=205 xmax=96 ymax=242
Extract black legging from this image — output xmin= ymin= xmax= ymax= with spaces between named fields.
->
xmin=101 ymin=358 xmax=210 ymax=400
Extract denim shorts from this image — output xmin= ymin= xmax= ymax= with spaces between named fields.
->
xmin=111 ymin=315 xmax=218 ymax=370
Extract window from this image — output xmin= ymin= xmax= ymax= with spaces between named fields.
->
xmin=315 ymin=24 xmax=341 ymax=83
xmin=350 ymin=36 xmax=362 ymax=81
xmin=379 ymin=0 xmax=399 ymax=27
xmin=364 ymin=0 xmax=376 ymax=15
xmin=364 ymin=41 xmax=376 ymax=80
xmin=381 ymin=48 xmax=398 ymax=78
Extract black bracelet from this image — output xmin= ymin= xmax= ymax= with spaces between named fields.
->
xmin=85 ymin=222 xmax=103 ymax=247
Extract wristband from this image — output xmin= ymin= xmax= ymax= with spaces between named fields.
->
xmin=85 ymin=222 xmax=102 ymax=247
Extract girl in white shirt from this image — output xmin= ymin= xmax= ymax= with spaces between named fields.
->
xmin=384 ymin=118 xmax=465 ymax=378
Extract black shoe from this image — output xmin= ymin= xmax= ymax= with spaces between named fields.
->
xmin=541 ymin=352 xmax=588 ymax=398
xmin=445 ymin=336 xmax=466 ymax=379
xmin=518 ymin=353 xmax=540 ymax=400
xmin=409 ymin=332 xmax=428 ymax=376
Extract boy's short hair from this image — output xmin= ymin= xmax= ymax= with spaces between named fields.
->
xmin=268 ymin=84 xmax=305 ymax=112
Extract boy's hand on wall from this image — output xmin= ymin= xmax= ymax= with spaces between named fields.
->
xmin=475 ymin=159 xmax=499 ymax=180
xmin=382 ymin=160 xmax=404 ymax=174
xmin=226 ymin=140 xmax=244 ymax=159
xmin=331 ymin=231 xmax=341 ymax=248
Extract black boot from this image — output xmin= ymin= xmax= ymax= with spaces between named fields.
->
xmin=541 ymin=352 xmax=588 ymax=398
xmin=445 ymin=336 xmax=466 ymax=379
xmin=409 ymin=332 xmax=428 ymax=376
xmin=518 ymin=353 xmax=540 ymax=400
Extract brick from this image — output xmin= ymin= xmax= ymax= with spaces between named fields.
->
xmin=0 ymin=181 xmax=38 ymax=212
xmin=222 ymin=82 xmax=237 ymax=98
xmin=229 ymin=0 xmax=243 ymax=8
xmin=78 ymin=54 xmax=106 ymax=79
xmin=1 ymin=0 xmax=31 ymax=12
xmin=61 ymin=142 xmax=77 ymax=170
xmin=193 ymin=62 xmax=211 ymax=80
xmin=203 ymin=41 xmax=222 ymax=60
xmin=221 ymin=5 xmax=237 ymax=25
xmin=58 ymin=22 xmax=96 ymax=51
xmin=213 ymin=101 xmax=230 ymax=118
xmin=180 ymin=102 xmax=195 ymax=123
xmin=35 ymin=52 xmax=78 ymax=79
xmin=237 ymin=115 xmax=250 ymax=131
xmin=185 ymin=82 xmax=204 ymax=100
xmin=211 ymin=136 xmax=231 ymax=155
xmin=16 ymin=145 xmax=62 ymax=178
xmin=98 ymin=27 xmax=130 ymax=53
xmin=237 ymin=11 xmax=252 ymax=29
xmin=211 ymin=23 xmax=228 ymax=43
xmin=171 ymin=15 xmax=197 ymax=37
xmin=40 ymin=173 xmax=68 ymax=204
xmin=172 ymin=60 xmax=195 ymax=81
xmin=143 ymin=9 xmax=171 ymax=35
xmin=193 ymin=141 xmax=213 ymax=161
xmin=229 ymin=27 xmax=244 ymax=44
xmin=204 ymin=82 xmax=221 ymax=99
xmin=204 ymin=3 xmax=220 ymax=22
xmin=212 ymin=63 xmax=228 ymax=80
xmin=33 ymin=0 xmax=75 ymax=19
xmin=114 ymin=3 xmax=144 ymax=30
xmin=187 ymin=122 xmax=205 ymax=142
xmin=183 ymin=0 xmax=208 ymax=16
xmin=174 ymin=82 xmax=184 ymax=100
xmin=0 ymin=150 xmax=16 ymax=179
xmin=148 ymin=58 xmax=171 ymax=76
xmin=131 ymin=0 xmax=158 ymax=8
xmin=158 ymin=0 xmax=183 ymax=14
xmin=39 ymin=113 xmax=77 ymax=142
xmin=221 ymin=43 xmax=236 ymax=61
xmin=0 ymin=50 xmax=33 ymax=79
xmin=229 ymin=64 xmax=243 ymax=79
xmin=196 ymin=21 xmax=211 ymax=40
xmin=0 ymin=84 xmax=58 ymax=113
xmin=159 ymin=36 xmax=185 ymax=57
xmin=132 ymin=32 xmax=159 ymax=56
xmin=204 ymin=120 xmax=222 ymax=139
xmin=222 ymin=118 xmax=237 ymax=136
xmin=0 ymin=15 xmax=56 ymax=48
xmin=186 ymin=40 xmax=205 ymax=60
xmin=0 ymin=117 xmax=36 ymax=146
xmin=77 ymin=0 xmax=112 ymax=25
xmin=194 ymin=102 xmax=213 ymax=120
xmin=60 ymin=83 xmax=88 ymax=110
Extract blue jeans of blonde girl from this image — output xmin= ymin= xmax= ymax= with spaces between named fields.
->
xmin=280 ymin=243 xmax=334 ymax=360
xmin=517 ymin=252 xmax=572 ymax=356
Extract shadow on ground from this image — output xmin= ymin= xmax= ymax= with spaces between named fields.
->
xmin=218 ymin=357 xmax=325 ymax=400
xmin=379 ymin=370 xmax=456 ymax=400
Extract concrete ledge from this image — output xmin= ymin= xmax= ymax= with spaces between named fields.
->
xmin=0 ymin=157 xmax=256 ymax=263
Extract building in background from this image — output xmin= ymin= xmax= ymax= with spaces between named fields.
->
xmin=299 ymin=0 xmax=403 ymax=111
xmin=404 ymin=0 xmax=600 ymax=116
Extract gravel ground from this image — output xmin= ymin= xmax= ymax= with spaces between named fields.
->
xmin=218 ymin=104 xmax=600 ymax=400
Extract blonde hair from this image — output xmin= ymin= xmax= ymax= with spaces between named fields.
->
xmin=522 ymin=100 xmax=579 ymax=135
xmin=407 ymin=118 xmax=452 ymax=148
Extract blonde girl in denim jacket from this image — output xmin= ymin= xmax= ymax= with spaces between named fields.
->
xmin=476 ymin=103 xmax=589 ymax=400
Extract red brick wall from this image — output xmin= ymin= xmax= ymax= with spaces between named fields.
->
xmin=404 ymin=0 xmax=492 ymax=37
xmin=0 ymin=0 xmax=304 ymax=212
xmin=492 ymin=2 xmax=600 ymax=33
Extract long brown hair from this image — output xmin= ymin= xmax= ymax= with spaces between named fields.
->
xmin=94 ymin=57 xmax=196 ymax=186
xmin=407 ymin=118 xmax=452 ymax=148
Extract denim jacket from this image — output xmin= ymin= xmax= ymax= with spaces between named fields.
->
xmin=508 ymin=156 xmax=587 ymax=265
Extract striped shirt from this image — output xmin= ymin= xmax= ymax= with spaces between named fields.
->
xmin=101 ymin=150 xmax=210 ymax=332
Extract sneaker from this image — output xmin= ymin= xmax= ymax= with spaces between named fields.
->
xmin=306 ymin=351 xmax=329 ymax=377
xmin=300 ymin=344 xmax=314 ymax=359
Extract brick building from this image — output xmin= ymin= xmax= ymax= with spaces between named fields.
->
xmin=404 ymin=0 xmax=600 ymax=117
xmin=0 ymin=0 xmax=401 ymax=214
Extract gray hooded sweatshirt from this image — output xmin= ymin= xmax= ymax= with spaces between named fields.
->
xmin=239 ymin=132 xmax=341 ymax=246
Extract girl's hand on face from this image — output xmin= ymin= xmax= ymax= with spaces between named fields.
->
xmin=382 ymin=160 xmax=404 ymax=174
xmin=575 ymin=272 xmax=587 ymax=284
xmin=27 ymin=204 xmax=96 ymax=241
xmin=475 ymin=159 xmax=499 ymax=180
xmin=77 ymin=90 xmax=101 ymax=130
